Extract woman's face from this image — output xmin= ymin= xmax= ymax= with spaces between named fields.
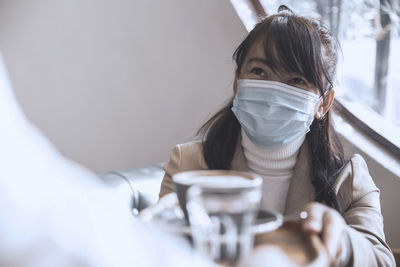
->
xmin=238 ymin=40 xmax=319 ymax=95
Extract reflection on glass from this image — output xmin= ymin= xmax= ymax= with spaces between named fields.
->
xmin=186 ymin=178 xmax=261 ymax=266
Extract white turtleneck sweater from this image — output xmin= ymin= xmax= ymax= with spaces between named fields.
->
xmin=241 ymin=129 xmax=305 ymax=214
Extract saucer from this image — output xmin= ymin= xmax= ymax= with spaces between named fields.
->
xmin=152 ymin=206 xmax=283 ymax=236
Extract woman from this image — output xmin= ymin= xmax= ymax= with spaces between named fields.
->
xmin=159 ymin=6 xmax=395 ymax=266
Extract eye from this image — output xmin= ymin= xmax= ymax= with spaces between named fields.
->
xmin=289 ymin=77 xmax=307 ymax=85
xmin=250 ymin=67 xmax=267 ymax=77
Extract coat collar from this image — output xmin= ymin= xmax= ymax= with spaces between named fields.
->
xmin=230 ymin=135 xmax=315 ymax=216
xmin=230 ymin=137 xmax=249 ymax=172
xmin=283 ymin=142 xmax=315 ymax=216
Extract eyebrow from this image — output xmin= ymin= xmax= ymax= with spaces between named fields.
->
xmin=248 ymin=57 xmax=307 ymax=78
xmin=247 ymin=57 xmax=272 ymax=68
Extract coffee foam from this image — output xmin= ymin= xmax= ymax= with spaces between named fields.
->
xmin=174 ymin=175 xmax=253 ymax=188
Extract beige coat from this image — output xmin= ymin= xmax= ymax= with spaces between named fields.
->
xmin=159 ymin=140 xmax=395 ymax=266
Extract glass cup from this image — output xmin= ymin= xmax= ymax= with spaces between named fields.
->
xmin=186 ymin=175 xmax=262 ymax=266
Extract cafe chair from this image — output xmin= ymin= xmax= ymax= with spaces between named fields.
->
xmin=98 ymin=163 xmax=164 ymax=216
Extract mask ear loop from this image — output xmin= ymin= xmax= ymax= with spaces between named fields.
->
xmin=315 ymin=85 xmax=333 ymax=119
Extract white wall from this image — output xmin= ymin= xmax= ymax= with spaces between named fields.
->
xmin=0 ymin=0 xmax=247 ymax=172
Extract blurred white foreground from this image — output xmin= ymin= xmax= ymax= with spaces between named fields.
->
xmin=0 ymin=54 xmax=213 ymax=267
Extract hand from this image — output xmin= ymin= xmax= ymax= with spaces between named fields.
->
xmin=301 ymin=202 xmax=346 ymax=265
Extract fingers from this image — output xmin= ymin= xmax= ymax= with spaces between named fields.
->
xmin=322 ymin=209 xmax=344 ymax=260
xmin=301 ymin=202 xmax=325 ymax=234
xmin=301 ymin=202 xmax=345 ymax=264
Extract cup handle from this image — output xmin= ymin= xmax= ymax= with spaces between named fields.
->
xmin=210 ymin=215 xmax=238 ymax=263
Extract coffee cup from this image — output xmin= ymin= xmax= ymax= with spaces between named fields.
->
xmin=172 ymin=170 xmax=262 ymax=222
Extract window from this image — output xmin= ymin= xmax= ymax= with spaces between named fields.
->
xmin=231 ymin=0 xmax=400 ymax=155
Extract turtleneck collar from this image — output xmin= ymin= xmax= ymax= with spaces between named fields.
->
xmin=241 ymin=128 xmax=305 ymax=177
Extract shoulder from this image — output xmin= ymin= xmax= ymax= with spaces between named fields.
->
xmin=176 ymin=140 xmax=204 ymax=155
xmin=335 ymin=154 xmax=379 ymax=211
xmin=159 ymin=141 xmax=207 ymax=198
xmin=347 ymin=154 xmax=378 ymax=193
xmin=348 ymin=154 xmax=369 ymax=173
xmin=165 ymin=141 xmax=208 ymax=173
xmin=172 ymin=141 xmax=204 ymax=166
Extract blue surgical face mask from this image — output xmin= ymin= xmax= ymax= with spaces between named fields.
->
xmin=231 ymin=79 xmax=321 ymax=149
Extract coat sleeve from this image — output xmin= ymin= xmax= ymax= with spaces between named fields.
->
xmin=159 ymin=144 xmax=182 ymax=199
xmin=341 ymin=154 xmax=395 ymax=267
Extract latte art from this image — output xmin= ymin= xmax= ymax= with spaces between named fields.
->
xmin=173 ymin=175 xmax=253 ymax=188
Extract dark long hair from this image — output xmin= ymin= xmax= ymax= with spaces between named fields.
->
xmin=198 ymin=8 xmax=346 ymax=212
